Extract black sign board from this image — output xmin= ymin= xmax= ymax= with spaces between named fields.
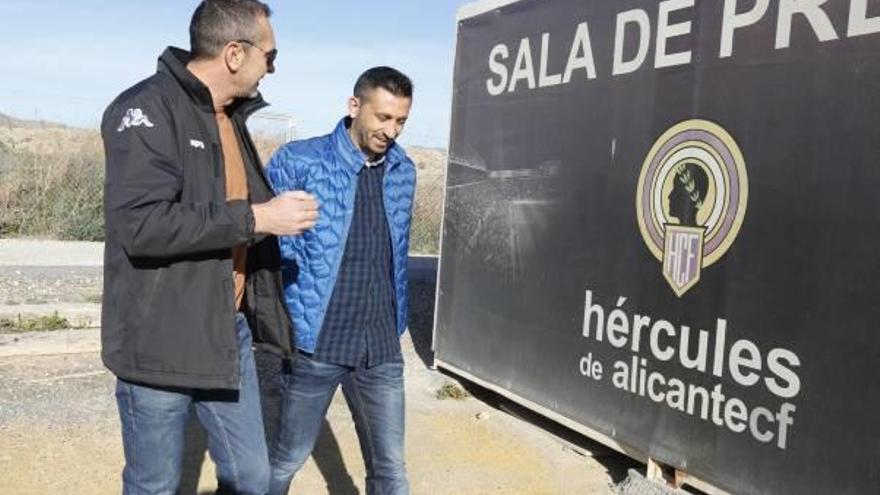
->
xmin=434 ymin=0 xmax=880 ymax=493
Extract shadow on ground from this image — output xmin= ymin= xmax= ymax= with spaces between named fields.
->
xmin=406 ymin=276 xmax=437 ymax=369
xmin=177 ymin=269 xmax=438 ymax=494
xmin=414 ymin=266 xmax=699 ymax=492
xmin=178 ymin=352 xmax=361 ymax=495
xmin=178 ymin=262 xmax=665 ymax=493
xmin=444 ymin=374 xmax=645 ymax=485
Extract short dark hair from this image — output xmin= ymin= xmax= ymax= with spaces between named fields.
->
xmin=353 ymin=67 xmax=413 ymax=100
xmin=190 ymin=0 xmax=272 ymax=59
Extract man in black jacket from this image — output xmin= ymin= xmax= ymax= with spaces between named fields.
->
xmin=101 ymin=1 xmax=317 ymax=493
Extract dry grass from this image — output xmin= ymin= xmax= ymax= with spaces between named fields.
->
xmin=0 ymin=124 xmax=105 ymax=240
xmin=0 ymin=117 xmax=447 ymax=253
xmin=435 ymin=381 xmax=470 ymax=400
xmin=406 ymin=146 xmax=446 ymax=254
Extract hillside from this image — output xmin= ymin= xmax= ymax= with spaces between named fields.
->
xmin=0 ymin=112 xmax=446 ymax=172
xmin=0 ymin=112 xmax=29 ymax=127
xmin=0 ymin=111 xmax=70 ymax=129
xmin=0 ymin=113 xmax=97 ymax=156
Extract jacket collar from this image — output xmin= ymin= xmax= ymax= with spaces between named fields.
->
xmin=157 ymin=47 xmax=268 ymax=118
xmin=330 ymin=117 xmax=405 ymax=174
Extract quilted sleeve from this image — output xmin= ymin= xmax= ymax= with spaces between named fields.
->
xmin=266 ymin=142 xmax=302 ymax=193
xmin=265 ymin=143 xmax=305 ymax=265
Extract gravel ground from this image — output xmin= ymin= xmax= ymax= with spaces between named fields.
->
xmin=0 ymin=239 xmax=103 ymax=305
xmin=0 ymin=282 xmax=642 ymax=495
xmin=0 ymin=352 xmax=115 ymax=426
xmin=0 ymin=266 xmax=102 ymax=305
xmin=0 ymin=240 xmax=684 ymax=494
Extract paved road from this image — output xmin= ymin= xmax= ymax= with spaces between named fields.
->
xmin=0 ymin=239 xmax=103 ymax=266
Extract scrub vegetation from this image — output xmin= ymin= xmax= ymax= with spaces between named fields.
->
xmin=435 ymin=381 xmax=470 ymax=400
xmin=0 ymin=113 xmax=446 ymax=253
xmin=0 ymin=311 xmax=71 ymax=333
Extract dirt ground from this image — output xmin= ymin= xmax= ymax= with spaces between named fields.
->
xmin=0 ymin=240 xmax=646 ymax=494
xmin=0 ymin=346 xmax=641 ymax=495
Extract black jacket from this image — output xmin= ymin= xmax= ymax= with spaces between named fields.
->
xmin=101 ymin=47 xmax=293 ymax=390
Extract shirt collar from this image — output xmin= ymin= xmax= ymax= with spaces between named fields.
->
xmin=332 ymin=117 xmax=396 ymax=174
xmin=364 ymin=155 xmax=386 ymax=168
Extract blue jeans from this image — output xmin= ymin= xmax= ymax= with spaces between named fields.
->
xmin=115 ymin=313 xmax=269 ymax=495
xmin=268 ymin=354 xmax=408 ymax=495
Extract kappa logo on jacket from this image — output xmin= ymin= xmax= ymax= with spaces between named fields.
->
xmin=117 ymin=108 xmax=155 ymax=132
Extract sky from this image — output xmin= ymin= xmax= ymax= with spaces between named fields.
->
xmin=0 ymin=0 xmax=476 ymax=148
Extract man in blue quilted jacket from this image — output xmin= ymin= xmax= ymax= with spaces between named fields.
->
xmin=265 ymin=67 xmax=416 ymax=495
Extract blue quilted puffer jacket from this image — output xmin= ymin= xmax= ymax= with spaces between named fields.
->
xmin=265 ymin=118 xmax=416 ymax=353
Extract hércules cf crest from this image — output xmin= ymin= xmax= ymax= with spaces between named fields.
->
xmin=636 ymin=120 xmax=748 ymax=297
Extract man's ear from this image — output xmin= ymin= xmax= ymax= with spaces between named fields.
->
xmin=224 ymin=42 xmax=244 ymax=73
xmin=347 ymin=96 xmax=361 ymax=119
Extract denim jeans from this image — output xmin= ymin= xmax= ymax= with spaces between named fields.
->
xmin=115 ymin=313 xmax=269 ymax=495
xmin=268 ymin=353 xmax=408 ymax=495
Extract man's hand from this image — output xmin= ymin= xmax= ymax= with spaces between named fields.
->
xmin=252 ymin=191 xmax=319 ymax=236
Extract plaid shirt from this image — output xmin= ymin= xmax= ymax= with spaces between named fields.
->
xmin=312 ymin=160 xmax=400 ymax=367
